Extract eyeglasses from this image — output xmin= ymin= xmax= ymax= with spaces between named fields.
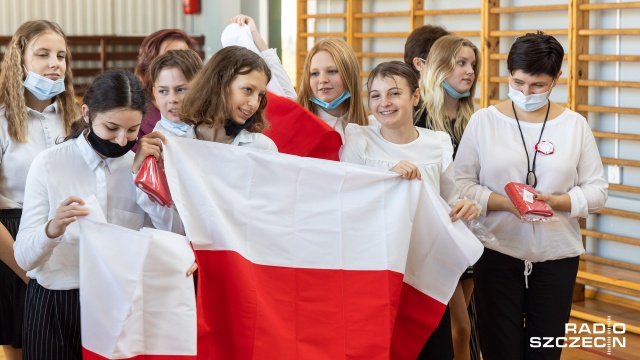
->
xmin=417 ymin=57 xmax=427 ymax=64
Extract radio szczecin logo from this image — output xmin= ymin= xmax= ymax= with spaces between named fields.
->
xmin=530 ymin=317 xmax=625 ymax=355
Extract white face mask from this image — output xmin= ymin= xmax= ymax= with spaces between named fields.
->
xmin=508 ymin=83 xmax=552 ymax=112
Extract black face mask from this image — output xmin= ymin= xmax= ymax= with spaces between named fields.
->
xmin=87 ymin=129 xmax=137 ymax=158
xmin=224 ymin=114 xmax=256 ymax=137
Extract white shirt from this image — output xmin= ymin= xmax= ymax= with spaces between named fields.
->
xmin=231 ymin=129 xmax=278 ymax=151
xmin=14 ymin=134 xmax=182 ymax=290
xmin=454 ymin=106 xmax=608 ymax=262
xmin=261 ymin=48 xmax=297 ymax=99
xmin=0 ymin=102 xmax=63 ymax=209
xmin=316 ymin=107 xmax=348 ymax=143
xmin=340 ymin=123 xmax=460 ymax=206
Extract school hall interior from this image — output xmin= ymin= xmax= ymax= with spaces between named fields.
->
xmin=1 ymin=0 xmax=640 ymax=359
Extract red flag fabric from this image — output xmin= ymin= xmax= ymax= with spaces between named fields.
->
xmin=263 ymin=92 xmax=342 ymax=160
xmin=164 ymin=137 xmax=483 ymax=359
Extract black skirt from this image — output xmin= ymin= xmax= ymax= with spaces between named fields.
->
xmin=0 ymin=209 xmax=26 ymax=348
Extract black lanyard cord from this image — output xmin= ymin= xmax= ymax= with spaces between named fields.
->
xmin=512 ymin=100 xmax=551 ymax=188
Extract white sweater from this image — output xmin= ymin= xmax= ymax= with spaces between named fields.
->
xmin=454 ymin=106 xmax=608 ymax=262
xmin=340 ymin=123 xmax=460 ymax=207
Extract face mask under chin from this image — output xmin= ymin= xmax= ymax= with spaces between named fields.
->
xmin=23 ymin=69 xmax=66 ymax=101
xmin=224 ymin=114 xmax=256 ymax=137
xmin=310 ymin=91 xmax=351 ymax=110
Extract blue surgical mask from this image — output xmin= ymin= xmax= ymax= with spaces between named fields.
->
xmin=23 ymin=68 xmax=66 ymax=101
xmin=310 ymin=91 xmax=351 ymax=110
xmin=442 ymin=80 xmax=470 ymax=99
xmin=508 ymin=83 xmax=551 ymax=112
xmin=159 ymin=115 xmax=191 ymax=136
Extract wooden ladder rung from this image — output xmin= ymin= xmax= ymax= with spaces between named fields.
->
xmin=490 ymin=4 xmax=567 ymax=14
xmin=571 ymin=301 xmax=640 ymax=335
xmin=415 ymin=8 xmax=481 ymax=16
xmin=576 ymin=260 xmax=640 ymax=297
xmin=582 ymin=229 xmax=640 ymax=247
xmin=577 ymin=105 xmax=640 ymax=115
xmin=593 ymin=131 xmax=640 ymax=142
xmin=578 ymin=80 xmax=640 ymax=88
xmin=579 ymin=2 xmax=640 ymax=11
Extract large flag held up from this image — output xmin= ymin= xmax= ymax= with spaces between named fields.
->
xmin=164 ymin=137 xmax=484 ymax=359
xmin=78 ymin=207 xmax=197 ymax=360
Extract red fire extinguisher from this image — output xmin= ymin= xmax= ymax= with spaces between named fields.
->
xmin=183 ymin=0 xmax=200 ymax=14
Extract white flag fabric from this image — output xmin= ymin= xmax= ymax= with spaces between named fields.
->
xmin=163 ymin=137 xmax=484 ymax=359
xmin=79 ymin=217 xmax=196 ymax=360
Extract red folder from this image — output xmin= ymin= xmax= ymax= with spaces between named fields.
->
xmin=134 ymin=156 xmax=172 ymax=207
xmin=504 ymin=182 xmax=553 ymax=217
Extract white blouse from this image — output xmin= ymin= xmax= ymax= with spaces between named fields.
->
xmin=261 ymin=48 xmax=297 ymax=99
xmin=316 ymin=107 xmax=348 ymax=143
xmin=162 ymin=125 xmax=277 ymax=151
xmin=0 ymin=102 xmax=64 ymax=209
xmin=340 ymin=123 xmax=460 ymax=206
xmin=231 ymin=129 xmax=278 ymax=151
xmin=454 ymin=106 xmax=608 ymax=262
xmin=15 ymin=134 xmax=182 ymax=290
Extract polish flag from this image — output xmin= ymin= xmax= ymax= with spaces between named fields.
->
xmin=79 ymin=219 xmax=197 ymax=359
xmin=164 ymin=137 xmax=483 ymax=359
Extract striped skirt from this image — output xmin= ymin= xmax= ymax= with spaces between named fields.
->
xmin=23 ymin=279 xmax=81 ymax=360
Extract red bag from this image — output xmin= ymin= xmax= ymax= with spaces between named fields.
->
xmin=134 ymin=156 xmax=172 ymax=207
xmin=504 ymin=182 xmax=553 ymax=217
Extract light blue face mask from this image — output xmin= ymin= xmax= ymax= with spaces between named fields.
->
xmin=310 ymin=91 xmax=351 ymax=110
xmin=160 ymin=115 xmax=191 ymax=136
xmin=23 ymin=69 xmax=66 ymax=101
xmin=442 ymin=80 xmax=470 ymax=99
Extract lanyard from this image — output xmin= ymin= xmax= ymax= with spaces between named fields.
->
xmin=512 ymin=100 xmax=550 ymax=188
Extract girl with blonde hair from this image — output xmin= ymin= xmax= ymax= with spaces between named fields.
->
xmin=297 ymin=39 xmax=368 ymax=140
xmin=419 ymin=35 xmax=480 ymax=156
xmin=0 ymin=20 xmax=79 ymax=360
xmin=418 ymin=34 xmax=481 ymax=360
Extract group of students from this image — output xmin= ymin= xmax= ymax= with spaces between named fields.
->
xmin=0 ymin=15 xmax=608 ymax=360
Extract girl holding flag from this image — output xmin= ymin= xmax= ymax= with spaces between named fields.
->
xmin=339 ymin=61 xmax=480 ymax=356
xmin=179 ymin=45 xmax=277 ymax=151
xmin=14 ymin=69 xmax=182 ymax=359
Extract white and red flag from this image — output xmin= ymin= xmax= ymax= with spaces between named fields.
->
xmin=164 ymin=137 xmax=483 ymax=360
xmin=79 ymin=211 xmax=197 ymax=360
